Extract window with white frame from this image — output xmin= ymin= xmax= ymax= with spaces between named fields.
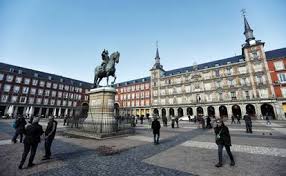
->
xmin=30 ymin=88 xmax=36 ymax=95
xmin=62 ymin=100 xmax=67 ymax=106
xmin=11 ymin=96 xmax=18 ymax=103
xmin=258 ymin=89 xmax=268 ymax=98
xmin=63 ymin=92 xmax=68 ymax=98
xmin=13 ymin=86 xmax=20 ymax=93
xmin=4 ymin=84 xmax=11 ymax=92
xmin=51 ymin=91 xmax=56 ymax=97
xmin=59 ymin=84 xmax=64 ymax=90
xmin=50 ymin=99 xmax=55 ymax=105
xmin=73 ymin=102 xmax=77 ymax=107
xmin=15 ymin=77 xmax=22 ymax=83
xmin=58 ymin=91 xmax=62 ymax=98
xmin=231 ymin=91 xmax=236 ymax=100
xmin=53 ymin=83 xmax=58 ymax=89
xmin=68 ymin=101 xmax=72 ymax=107
xmin=22 ymin=87 xmax=29 ymax=94
xmin=0 ymin=73 xmax=4 ymax=80
xmin=28 ymin=97 xmax=34 ymax=104
xmin=140 ymin=92 xmax=144 ymax=98
xmin=1 ymin=95 xmax=8 ymax=102
xmin=32 ymin=79 xmax=38 ymax=86
xmin=281 ymin=87 xmax=286 ymax=98
xmin=140 ymin=100 xmax=144 ymax=106
xmin=39 ymin=81 xmax=45 ymax=87
xmin=23 ymin=78 xmax=30 ymax=85
xmin=46 ymin=82 xmax=51 ymax=88
xmin=64 ymin=85 xmax=69 ymax=91
xmin=57 ymin=100 xmax=61 ymax=106
xmin=226 ymin=68 xmax=233 ymax=75
xmin=45 ymin=90 xmax=50 ymax=96
xmin=238 ymin=66 xmax=247 ymax=74
xmin=20 ymin=96 xmax=27 ymax=103
xmin=253 ymin=64 xmax=263 ymax=72
xmin=274 ymin=61 xmax=284 ymax=71
xmin=36 ymin=98 xmax=42 ymax=104
xmin=6 ymin=75 xmax=14 ymax=82
xmin=38 ymin=89 xmax=43 ymax=95
xmin=278 ymin=73 xmax=286 ymax=83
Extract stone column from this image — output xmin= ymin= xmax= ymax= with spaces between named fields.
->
xmin=13 ymin=106 xmax=18 ymax=116
xmin=38 ymin=107 xmax=42 ymax=116
xmin=166 ymin=108 xmax=170 ymax=120
xmin=226 ymin=105 xmax=231 ymax=119
xmin=240 ymin=104 xmax=246 ymax=116
xmin=159 ymin=108 xmax=162 ymax=117
xmin=214 ymin=106 xmax=220 ymax=118
xmin=174 ymin=108 xmax=178 ymax=117
xmin=84 ymin=87 xmax=117 ymax=134
xmin=255 ymin=103 xmax=262 ymax=119
xmin=183 ymin=107 xmax=187 ymax=116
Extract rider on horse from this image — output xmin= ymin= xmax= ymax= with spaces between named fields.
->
xmin=101 ymin=49 xmax=109 ymax=72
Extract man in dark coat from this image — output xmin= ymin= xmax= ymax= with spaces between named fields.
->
xmin=214 ymin=119 xmax=235 ymax=167
xmin=42 ymin=116 xmax=58 ymax=160
xmin=12 ymin=116 xmax=27 ymax=143
xmin=151 ymin=117 xmax=161 ymax=144
xmin=18 ymin=117 xmax=44 ymax=169
xmin=243 ymin=113 xmax=252 ymax=133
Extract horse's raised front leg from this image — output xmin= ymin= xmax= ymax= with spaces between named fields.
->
xmin=97 ymin=78 xmax=103 ymax=87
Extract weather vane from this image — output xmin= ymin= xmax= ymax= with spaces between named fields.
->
xmin=241 ymin=9 xmax=246 ymax=17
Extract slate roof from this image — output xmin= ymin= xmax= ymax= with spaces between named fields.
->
xmin=164 ymin=48 xmax=286 ymax=77
xmin=115 ymin=77 xmax=150 ymax=87
xmin=265 ymin=47 xmax=286 ymax=60
xmin=0 ymin=62 xmax=93 ymax=88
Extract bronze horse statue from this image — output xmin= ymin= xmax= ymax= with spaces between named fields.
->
xmin=93 ymin=51 xmax=120 ymax=88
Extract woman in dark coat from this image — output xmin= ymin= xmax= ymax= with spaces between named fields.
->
xmin=214 ymin=119 xmax=235 ymax=167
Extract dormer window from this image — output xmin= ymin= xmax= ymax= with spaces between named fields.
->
xmin=18 ymin=70 xmax=22 ymax=74
xmin=9 ymin=68 xmax=14 ymax=72
xmin=34 ymin=73 xmax=38 ymax=77
xmin=48 ymin=76 xmax=52 ymax=80
xmin=215 ymin=64 xmax=219 ymax=67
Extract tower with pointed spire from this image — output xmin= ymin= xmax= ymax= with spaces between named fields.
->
xmin=241 ymin=10 xmax=274 ymax=101
xmin=152 ymin=41 xmax=164 ymax=70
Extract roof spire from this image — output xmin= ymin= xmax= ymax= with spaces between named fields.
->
xmin=151 ymin=40 xmax=163 ymax=70
xmin=155 ymin=40 xmax=160 ymax=60
xmin=241 ymin=9 xmax=255 ymax=43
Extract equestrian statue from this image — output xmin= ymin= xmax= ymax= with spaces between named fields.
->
xmin=93 ymin=49 xmax=120 ymax=88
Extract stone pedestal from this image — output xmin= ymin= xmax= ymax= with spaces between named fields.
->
xmin=83 ymin=87 xmax=117 ymax=134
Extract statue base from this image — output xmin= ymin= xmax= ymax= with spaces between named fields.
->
xmin=83 ymin=87 xmax=117 ymax=134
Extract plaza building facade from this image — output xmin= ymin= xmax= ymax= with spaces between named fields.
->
xmin=115 ymin=77 xmax=151 ymax=117
xmin=267 ymin=53 xmax=286 ymax=116
xmin=149 ymin=16 xmax=286 ymax=120
xmin=0 ymin=62 xmax=93 ymax=118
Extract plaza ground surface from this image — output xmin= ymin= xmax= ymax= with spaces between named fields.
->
xmin=0 ymin=118 xmax=286 ymax=176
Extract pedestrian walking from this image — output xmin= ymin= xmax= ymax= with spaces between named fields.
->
xmin=231 ymin=115 xmax=236 ymax=124
xmin=265 ymin=113 xmax=272 ymax=125
xmin=175 ymin=117 xmax=179 ymax=128
xmin=42 ymin=116 xmax=57 ymax=160
xmin=243 ymin=113 xmax=252 ymax=133
xmin=12 ymin=116 xmax=27 ymax=143
xmin=206 ymin=116 xmax=212 ymax=129
xmin=214 ymin=119 xmax=235 ymax=167
xmin=18 ymin=117 xmax=44 ymax=169
xmin=151 ymin=117 xmax=161 ymax=144
xmin=171 ymin=116 xmax=175 ymax=128
xmin=63 ymin=115 xmax=68 ymax=126
xmin=236 ymin=115 xmax=241 ymax=124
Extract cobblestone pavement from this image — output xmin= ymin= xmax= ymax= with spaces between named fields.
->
xmin=0 ymin=119 xmax=286 ymax=176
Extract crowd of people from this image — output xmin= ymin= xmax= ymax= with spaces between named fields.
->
xmin=9 ymin=111 xmax=274 ymax=169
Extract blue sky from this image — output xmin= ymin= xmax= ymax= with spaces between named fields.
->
xmin=0 ymin=0 xmax=285 ymax=84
